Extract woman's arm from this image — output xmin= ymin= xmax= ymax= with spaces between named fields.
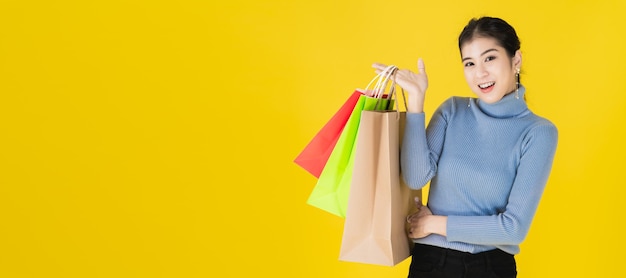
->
xmin=372 ymin=59 xmax=452 ymax=190
xmin=401 ymin=98 xmax=454 ymax=189
xmin=408 ymin=199 xmax=448 ymax=238
xmin=410 ymin=123 xmax=558 ymax=245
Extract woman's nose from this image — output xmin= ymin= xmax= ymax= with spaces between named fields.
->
xmin=475 ymin=64 xmax=488 ymax=78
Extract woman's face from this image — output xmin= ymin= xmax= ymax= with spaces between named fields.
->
xmin=461 ymin=37 xmax=521 ymax=104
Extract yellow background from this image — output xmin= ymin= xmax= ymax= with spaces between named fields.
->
xmin=1 ymin=0 xmax=624 ymax=277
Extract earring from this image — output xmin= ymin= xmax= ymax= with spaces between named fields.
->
xmin=515 ymin=68 xmax=520 ymax=99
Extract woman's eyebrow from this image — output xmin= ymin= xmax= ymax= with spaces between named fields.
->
xmin=462 ymin=48 xmax=499 ymax=62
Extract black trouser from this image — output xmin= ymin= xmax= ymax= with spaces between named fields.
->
xmin=408 ymin=243 xmax=517 ymax=278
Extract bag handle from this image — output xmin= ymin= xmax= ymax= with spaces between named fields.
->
xmin=376 ymin=69 xmax=409 ymax=121
xmin=360 ymin=65 xmax=397 ymax=99
xmin=374 ymin=67 xmax=397 ymax=110
xmin=373 ymin=66 xmax=397 ymax=100
xmin=391 ymin=72 xmax=408 ymax=113
xmin=359 ymin=65 xmax=408 ymax=113
xmin=373 ymin=67 xmax=409 ymax=113
xmin=383 ymin=70 xmax=408 ymax=113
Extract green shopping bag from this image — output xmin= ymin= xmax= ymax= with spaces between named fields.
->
xmin=306 ymin=94 xmax=393 ymax=217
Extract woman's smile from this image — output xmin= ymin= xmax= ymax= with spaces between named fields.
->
xmin=478 ymin=81 xmax=496 ymax=93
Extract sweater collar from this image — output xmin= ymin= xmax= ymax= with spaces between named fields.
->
xmin=476 ymin=85 xmax=528 ymax=118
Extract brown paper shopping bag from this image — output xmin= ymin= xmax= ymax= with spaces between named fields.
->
xmin=339 ymin=68 xmax=421 ymax=266
xmin=307 ymin=65 xmax=397 ymax=217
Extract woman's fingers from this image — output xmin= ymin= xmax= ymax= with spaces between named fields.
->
xmin=372 ymin=63 xmax=389 ymax=72
xmin=372 ymin=63 xmax=398 ymax=75
xmin=414 ymin=197 xmax=423 ymax=208
xmin=374 ymin=59 xmax=425 ymax=75
xmin=407 ymin=197 xmax=423 ymax=224
xmin=417 ymin=58 xmax=426 ymax=74
xmin=372 ymin=62 xmax=387 ymax=68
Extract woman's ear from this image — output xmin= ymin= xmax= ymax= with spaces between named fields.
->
xmin=513 ymin=50 xmax=522 ymax=70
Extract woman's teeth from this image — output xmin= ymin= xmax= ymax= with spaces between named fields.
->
xmin=479 ymin=82 xmax=495 ymax=89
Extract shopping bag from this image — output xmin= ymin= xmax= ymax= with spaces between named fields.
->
xmin=306 ymin=66 xmax=397 ymax=217
xmin=339 ymin=67 xmax=421 ymax=266
xmin=339 ymin=110 xmax=421 ymax=266
xmin=294 ymin=90 xmax=362 ymax=178
xmin=306 ymin=95 xmax=391 ymax=217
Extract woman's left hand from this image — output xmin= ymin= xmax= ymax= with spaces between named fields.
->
xmin=407 ymin=197 xmax=433 ymax=239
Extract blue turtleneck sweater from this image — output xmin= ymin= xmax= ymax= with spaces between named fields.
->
xmin=401 ymin=86 xmax=558 ymax=255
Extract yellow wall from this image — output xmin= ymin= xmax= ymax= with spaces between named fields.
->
xmin=1 ymin=0 xmax=624 ymax=277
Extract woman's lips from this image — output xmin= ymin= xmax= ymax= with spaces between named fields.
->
xmin=478 ymin=82 xmax=495 ymax=93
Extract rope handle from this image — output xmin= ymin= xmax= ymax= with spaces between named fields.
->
xmin=359 ymin=65 xmax=408 ymax=116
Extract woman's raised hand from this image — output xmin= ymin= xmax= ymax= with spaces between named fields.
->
xmin=372 ymin=59 xmax=428 ymax=113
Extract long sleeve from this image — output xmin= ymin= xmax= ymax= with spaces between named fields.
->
xmin=446 ymin=122 xmax=558 ymax=246
xmin=401 ymin=98 xmax=454 ymax=190
xmin=408 ymin=88 xmax=559 ymax=255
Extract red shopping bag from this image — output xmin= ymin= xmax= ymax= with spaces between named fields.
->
xmin=294 ymin=90 xmax=362 ymax=178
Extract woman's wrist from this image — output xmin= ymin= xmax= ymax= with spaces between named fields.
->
xmin=426 ymin=215 xmax=447 ymax=237
xmin=407 ymin=96 xmax=425 ymax=113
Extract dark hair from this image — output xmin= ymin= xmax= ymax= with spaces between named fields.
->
xmin=458 ymin=17 xmax=520 ymax=58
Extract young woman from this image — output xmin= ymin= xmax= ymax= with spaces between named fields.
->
xmin=373 ymin=17 xmax=558 ymax=278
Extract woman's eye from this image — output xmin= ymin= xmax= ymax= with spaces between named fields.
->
xmin=485 ymin=56 xmax=496 ymax=62
xmin=464 ymin=62 xmax=474 ymax=67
